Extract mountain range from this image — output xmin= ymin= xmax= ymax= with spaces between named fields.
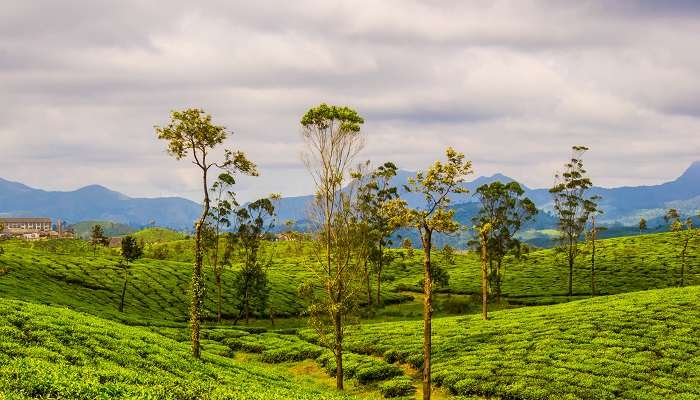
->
xmin=1 ymin=161 xmax=698 ymax=234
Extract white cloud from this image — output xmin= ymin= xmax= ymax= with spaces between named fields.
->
xmin=0 ymin=0 xmax=699 ymax=202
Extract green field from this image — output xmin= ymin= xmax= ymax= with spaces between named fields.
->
xmin=312 ymin=286 xmax=700 ymax=399
xmin=0 ymin=231 xmax=697 ymax=326
xmin=131 ymin=227 xmax=188 ymax=243
xmin=0 ymin=231 xmax=699 ymax=399
xmin=0 ymin=298 xmax=352 ymax=399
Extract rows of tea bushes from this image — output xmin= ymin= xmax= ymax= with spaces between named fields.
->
xmin=381 ymin=231 xmax=700 ymax=304
xmin=195 ymin=328 xmax=406 ymax=387
xmin=302 ymin=286 xmax=700 ymax=399
xmin=0 ymin=240 xmax=408 ymax=325
xmin=0 ymin=299 xmax=354 ymax=399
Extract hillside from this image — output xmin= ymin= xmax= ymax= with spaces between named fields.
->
xmin=304 ymin=286 xmax=700 ymax=399
xmin=384 ymin=231 xmax=700 ymax=305
xmin=0 ymin=231 xmax=697 ymax=326
xmin=0 ymin=298 xmax=352 ymax=399
xmin=147 ymin=287 xmax=700 ymax=400
xmin=69 ymin=220 xmax=136 ymax=239
xmin=131 ymin=227 xmax=188 ymax=243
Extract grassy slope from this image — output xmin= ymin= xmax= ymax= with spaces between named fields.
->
xmin=68 ymin=220 xmax=136 ymax=239
xmin=383 ymin=231 xmax=700 ymax=304
xmin=304 ymin=286 xmax=700 ymax=399
xmin=131 ymin=227 xmax=188 ymax=243
xmin=0 ymin=299 xmax=352 ymax=400
xmin=0 ymin=231 xmax=697 ymax=326
xmin=0 ymin=240 xmax=410 ymax=324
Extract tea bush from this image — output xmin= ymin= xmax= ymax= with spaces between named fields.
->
xmin=333 ymin=286 xmax=700 ymax=399
xmin=0 ymin=299 xmax=353 ymax=399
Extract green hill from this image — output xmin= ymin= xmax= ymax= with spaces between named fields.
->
xmin=295 ymin=286 xmax=700 ymax=399
xmin=131 ymin=227 xmax=188 ymax=243
xmin=382 ymin=231 xmax=699 ymax=305
xmin=69 ymin=220 xmax=136 ymax=239
xmin=0 ymin=231 xmax=697 ymax=326
xmin=0 ymin=298 xmax=351 ymax=399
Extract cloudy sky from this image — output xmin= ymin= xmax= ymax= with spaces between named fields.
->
xmin=1 ymin=1 xmax=699 ymax=202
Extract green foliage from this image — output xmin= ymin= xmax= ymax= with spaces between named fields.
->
xmin=419 ymin=264 xmax=449 ymax=290
xmin=155 ymin=107 xmax=258 ymax=358
xmin=89 ymin=224 xmax=109 ymax=255
xmin=549 ymin=146 xmax=601 ymax=296
xmin=316 ymin=352 xmax=402 ymax=384
xmin=472 ymin=180 xmax=537 ymax=301
xmin=70 ymin=220 xmax=135 ymax=239
xmin=132 ymin=227 xmax=187 ymax=243
xmin=337 ymin=286 xmax=700 ymax=399
xmin=379 ymin=376 xmax=416 ymax=398
xmin=0 ymin=299 xmax=353 ymax=399
xmin=121 ymin=235 xmax=144 ymax=264
xmin=231 ymin=261 xmax=270 ymax=323
xmin=401 ymin=238 xmax=413 ymax=257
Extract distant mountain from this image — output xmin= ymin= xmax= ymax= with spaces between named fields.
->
xmin=524 ymin=161 xmax=700 ymax=223
xmin=277 ymin=161 xmax=700 ymax=225
xmin=2 ymin=161 xmax=698 ymax=235
xmin=0 ymin=178 xmax=201 ymax=230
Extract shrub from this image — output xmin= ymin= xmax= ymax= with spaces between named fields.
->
xmin=379 ymin=376 xmax=416 ymax=398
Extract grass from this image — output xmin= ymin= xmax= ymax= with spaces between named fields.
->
xmin=0 ymin=298 xmax=354 ymax=399
xmin=131 ymin=227 xmax=188 ymax=243
xmin=1 ymin=230 xmax=699 ymax=399
xmin=382 ymin=231 xmax=700 ymax=304
xmin=0 ymin=239 xmax=409 ymax=325
xmin=298 ymin=286 xmax=700 ymax=399
xmin=0 ymin=231 xmax=697 ymax=327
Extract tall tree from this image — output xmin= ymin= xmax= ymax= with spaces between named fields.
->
xmin=207 ymin=173 xmax=237 ymax=322
xmin=665 ymin=209 xmax=699 ymax=287
xmin=298 ymin=103 xmax=364 ymax=390
xmin=549 ymin=146 xmax=600 ymax=297
xmin=384 ymin=147 xmax=473 ymax=400
xmin=356 ymin=161 xmax=399 ymax=306
xmin=90 ymin=224 xmax=109 ymax=257
xmin=472 ymin=181 xmax=537 ymax=304
xmin=231 ymin=196 xmax=276 ymax=324
xmin=155 ymin=108 xmax=257 ymax=358
xmin=638 ymin=218 xmax=647 ymax=235
xmin=118 ymin=235 xmax=143 ymax=312
xmin=585 ymin=212 xmax=605 ymax=296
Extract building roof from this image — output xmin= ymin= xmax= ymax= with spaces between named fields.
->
xmin=0 ymin=217 xmax=51 ymax=223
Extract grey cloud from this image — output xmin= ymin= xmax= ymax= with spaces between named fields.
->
xmin=0 ymin=0 xmax=699 ymax=202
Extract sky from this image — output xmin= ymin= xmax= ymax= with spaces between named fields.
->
xmin=1 ymin=0 xmax=699 ymax=203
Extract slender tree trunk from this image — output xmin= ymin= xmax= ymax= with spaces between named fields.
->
xmin=191 ymin=166 xmax=210 ymax=359
xmin=421 ymin=229 xmax=433 ymax=400
xmin=365 ymin=259 xmax=372 ymax=306
xmin=376 ymin=243 xmax=383 ymax=306
xmin=245 ymin=286 xmax=250 ymax=324
xmin=568 ymin=241 xmax=574 ymax=297
xmin=591 ymin=217 xmax=596 ymax=296
xmin=119 ymin=268 xmax=128 ymax=313
xmin=495 ymin=260 xmax=502 ymax=304
xmin=216 ymin=272 xmax=222 ymax=322
xmin=480 ymin=229 xmax=489 ymax=320
xmin=680 ymin=242 xmax=687 ymax=287
xmin=334 ymin=309 xmax=344 ymax=390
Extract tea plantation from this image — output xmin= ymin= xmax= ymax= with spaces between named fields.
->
xmin=0 ymin=299 xmax=353 ymax=399
xmin=307 ymin=286 xmax=700 ymax=399
xmin=0 ymin=231 xmax=698 ymax=399
xmin=0 ymin=231 xmax=697 ymax=326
